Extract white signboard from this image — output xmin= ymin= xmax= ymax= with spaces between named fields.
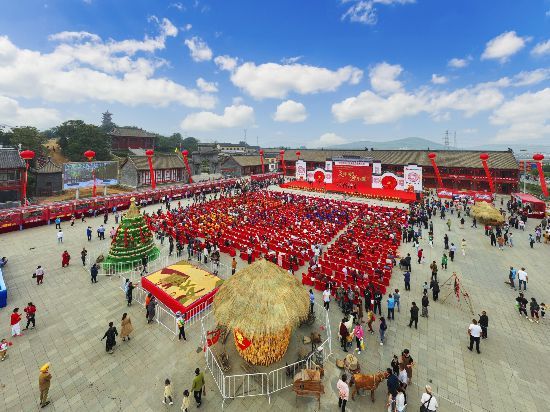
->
xmin=372 ymin=161 xmax=382 ymax=175
xmin=333 ymin=160 xmax=370 ymax=167
xmin=325 ymin=161 xmax=333 ymax=171
xmin=404 ymin=165 xmax=423 ymax=192
xmin=295 ymin=160 xmax=307 ymax=180
xmin=372 ymin=173 xmax=405 ymax=190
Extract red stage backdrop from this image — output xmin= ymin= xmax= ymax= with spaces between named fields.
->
xmin=332 ymin=160 xmax=372 ymax=188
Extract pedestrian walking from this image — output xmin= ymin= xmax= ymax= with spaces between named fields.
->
xmin=516 ymin=293 xmax=528 ymax=318
xmin=408 ymin=302 xmax=419 ymax=328
xmin=430 ymin=279 xmax=440 ymax=301
xmin=101 ymin=321 xmax=118 ymax=354
xmin=366 ymin=309 xmax=375 ymax=334
xmin=81 ymin=248 xmax=87 ymax=266
xmin=323 ymin=287 xmax=331 ymax=310
xmin=24 ymin=302 xmax=36 ymax=330
xmin=120 ymin=313 xmax=133 ymax=341
xmin=163 ymin=378 xmax=174 ymax=405
xmin=35 ymin=265 xmax=45 ymax=285
xmin=403 ymin=271 xmax=411 ymax=291
xmin=429 ymin=261 xmax=438 ymax=281
xmin=61 ymin=250 xmax=70 ymax=267
xmin=91 ymin=263 xmax=98 ymax=283
xmin=336 ymin=374 xmax=349 ymax=412
xmin=441 ymin=253 xmax=448 ymax=270
xmin=421 ymin=293 xmax=429 ymax=318
xmin=379 ymin=316 xmax=387 ymax=346
xmin=57 ymin=229 xmax=63 ymax=243
xmin=10 ymin=308 xmax=23 ymax=337
xmin=126 ymin=281 xmax=134 ymax=305
xmin=181 ymin=390 xmax=190 ymax=412
xmin=39 ymin=363 xmax=52 ymax=408
xmin=394 ymin=289 xmax=401 ymax=312
xmin=400 ymin=349 xmax=415 ymax=384
xmin=353 ymin=322 xmax=364 ymax=354
xmin=461 ymin=238 xmax=467 ymax=256
xmin=309 ymin=289 xmax=315 ymax=314
xmin=86 ymin=226 xmax=92 ymax=241
xmin=518 ymin=267 xmax=528 ymax=291
xmin=508 ymin=266 xmax=517 ymax=290
xmin=387 ymin=294 xmax=395 ymax=320
xmin=449 ymin=243 xmax=456 ymax=261
xmin=176 ymin=311 xmax=187 ymax=341
xmin=467 ymin=319 xmax=482 ymax=353
xmin=0 ymin=338 xmax=11 ymax=361
xmin=529 ymin=298 xmax=540 ymax=323
xmin=446 ymin=219 xmax=451 ymax=231
xmin=191 ymin=368 xmax=205 ymax=407
xmin=417 ymin=248 xmax=423 ymax=264
xmin=420 ymin=385 xmax=438 ymax=412
xmin=374 ymin=289 xmax=382 ymax=315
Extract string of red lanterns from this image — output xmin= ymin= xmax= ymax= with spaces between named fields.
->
xmin=259 ymin=149 xmax=265 ymax=174
xmin=479 ymin=153 xmax=495 ymax=193
xmin=279 ymin=150 xmax=286 ymax=175
xmin=181 ymin=150 xmax=193 ymax=184
xmin=83 ymin=150 xmax=97 ymax=197
xmin=533 ymin=153 xmax=548 ymax=197
xmin=145 ymin=149 xmax=156 ymax=189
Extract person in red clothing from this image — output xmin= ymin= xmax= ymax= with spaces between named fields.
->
xmin=10 ymin=308 xmax=23 ymax=337
xmin=24 ymin=302 xmax=36 ymax=330
xmin=61 ymin=251 xmax=71 ymax=268
xmin=417 ymin=248 xmax=423 ymax=264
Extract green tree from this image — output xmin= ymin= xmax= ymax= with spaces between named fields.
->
xmin=54 ymin=120 xmax=111 ymax=161
xmin=182 ymin=136 xmax=198 ymax=153
xmin=7 ymin=127 xmax=45 ymax=166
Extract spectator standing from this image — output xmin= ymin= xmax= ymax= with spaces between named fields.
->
xmin=403 ymin=271 xmax=411 ymax=291
xmin=449 ymin=243 xmax=457 ymax=261
xmin=387 ymin=294 xmax=395 ymax=320
xmin=309 ymin=289 xmax=314 ymax=314
xmin=35 ymin=266 xmax=45 ymax=285
xmin=86 ymin=226 xmax=92 ymax=241
xmin=126 ymin=281 xmax=134 ymax=305
xmin=163 ymin=378 xmax=174 ymax=405
xmin=101 ymin=322 xmax=118 ymax=354
xmin=467 ymin=319 xmax=482 ymax=354
xmin=10 ymin=308 xmax=23 ymax=337
xmin=323 ymin=287 xmax=331 ymax=310
xmin=231 ymin=258 xmax=237 ymax=275
xmin=394 ymin=289 xmax=401 ymax=312
xmin=517 ymin=268 xmax=528 ymax=291
xmin=353 ymin=322 xmax=364 ymax=354
xmin=57 ymin=229 xmax=63 ymax=243
xmin=479 ymin=311 xmax=488 ymax=338
xmin=81 ymin=248 xmax=87 ymax=266
xmin=339 ymin=318 xmax=350 ymax=352
xmin=421 ymin=293 xmax=429 ymax=318
xmin=379 ymin=317 xmax=387 ymax=346
xmin=91 ymin=263 xmax=99 ymax=283
xmin=54 ymin=217 xmax=61 ymax=229
xmin=120 ymin=313 xmax=133 ymax=342
xmin=176 ymin=311 xmax=187 ymax=341
xmin=0 ymin=338 xmax=10 ymax=361
xmin=408 ymin=302 xmax=419 ymax=329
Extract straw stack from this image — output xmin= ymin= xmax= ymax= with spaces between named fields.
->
xmin=471 ymin=201 xmax=505 ymax=225
xmin=213 ymin=259 xmax=309 ymax=366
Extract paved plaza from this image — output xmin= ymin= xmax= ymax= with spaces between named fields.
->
xmin=0 ymin=190 xmax=549 ymax=412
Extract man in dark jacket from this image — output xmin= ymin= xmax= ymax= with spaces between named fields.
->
xmin=430 ymin=279 xmax=440 ymax=301
xmin=90 ymin=264 xmax=99 ymax=284
xmin=479 ymin=311 xmax=489 ymax=339
xmin=339 ymin=319 xmax=350 ymax=352
xmin=101 ymin=322 xmax=118 ymax=354
xmin=373 ymin=290 xmax=382 ymax=315
xmin=408 ymin=302 xmax=419 ymax=328
xmin=386 ymin=367 xmax=400 ymax=397
xmin=421 ymin=293 xmax=429 ymax=318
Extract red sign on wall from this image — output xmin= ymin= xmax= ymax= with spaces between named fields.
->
xmin=332 ymin=163 xmax=373 ymax=188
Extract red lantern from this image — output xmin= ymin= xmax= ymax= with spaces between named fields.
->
xmin=84 ymin=150 xmax=96 ymax=161
xmin=295 ymin=150 xmax=301 ymax=158
xmin=479 ymin=153 xmax=489 ymax=161
xmin=20 ymin=150 xmax=35 ymax=206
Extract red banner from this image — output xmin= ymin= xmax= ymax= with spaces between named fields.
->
xmin=332 ymin=164 xmax=372 ymax=188
xmin=207 ymin=328 xmax=221 ymax=347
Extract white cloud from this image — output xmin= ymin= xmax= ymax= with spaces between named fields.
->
xmin=230 ymin=62 xmax=363 ymax=99
xmin=341 ymin=0 xmax=415 ymax=25
xmin=531 ymin=39 xmax=550 ymax=57
xmin=273 ymin=100 xmax=307 ymax=123
xmin=0 ymin=19 xmax=216 ymax=110
xmin=512 ymin=69 xmax=550 ymax=86
xmin=332 ymin=73 xmax=505 ymax=124
xmin=196 ymin=77 xmax=218 ymax=93
xmin=181 ymin=104 xmax=254 ymax=131
xmin=0 ymin=96 xmax=60 ymax=128
xmin=481 ymin=31 xmax=530 ymax=62
xmin=369 ymin=62 xmax=403 ymax=95
xmin=431 ymin=74 xmax=448 ymax=84
xmin=448 ymin=57 xmax=470 ymax=68
xmin=184 ymin=36 xmax=212 ymax=62
xmin=490 ymin=88 xmax=550 ymax=141
xmin=214 ymin=55 xmax=238 ymax=71
xmin=307 ymin=132 xmax=348 ymax=148
xmin=170 ymin=2 xmax=185 ymax=11
xmin=182 ymin=23 xmax=193 ymax=32
xmin=281 ymin=56 xmax=303 ymax=64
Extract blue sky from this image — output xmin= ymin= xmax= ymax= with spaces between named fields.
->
xmin=0 ymin=0 xmax=549 ymax=148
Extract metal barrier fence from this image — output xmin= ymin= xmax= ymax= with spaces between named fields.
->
xmin=200 ymin=302 xmax=333 ymax=408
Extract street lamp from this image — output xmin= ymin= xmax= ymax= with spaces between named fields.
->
xmin=83 ymin=150 xmax=97 ymax=197
xmin=20 ymin=150 xmax=35 ymax=206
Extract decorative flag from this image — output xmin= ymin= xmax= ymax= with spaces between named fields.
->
xmin=234 ymin=329 xmax=252 ymax=351
xmin=206 ymin=328 xmax=221 ymax=347
xmin=174 ymin=147 xmax=179 ymax=153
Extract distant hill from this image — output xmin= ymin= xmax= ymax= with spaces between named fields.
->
xmin=328 ymin=137 xmax=450 ymax=150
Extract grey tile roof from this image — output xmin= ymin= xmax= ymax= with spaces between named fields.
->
xmin=0 ymin=148 xmax=25 ymax=169
xmin=126 ymin=154 xmax=185 ymax=170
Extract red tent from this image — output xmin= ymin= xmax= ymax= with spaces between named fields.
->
xmin=512 ymin=193 xmax=546 ymax=218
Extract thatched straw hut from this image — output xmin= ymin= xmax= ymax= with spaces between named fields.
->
xmin=471 ymin=201 xmax=505 ymax=225
xmin=213 ymin=259 xmax=309 ymax=366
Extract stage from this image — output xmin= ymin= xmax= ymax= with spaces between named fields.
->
xmin=141 ymin=260 xmax=223 ymax=319
xmin=280 ymin=181 xmax=418 ymax=203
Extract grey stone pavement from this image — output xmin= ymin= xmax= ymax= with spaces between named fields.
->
xmin=0 ymin=189 xmax=548 ymax=411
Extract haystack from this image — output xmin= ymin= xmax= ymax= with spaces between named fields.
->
xmin=471 ymin=201 xmax=504 ymax=225
xmin=213 ymin=259 xmax=309 ymax=366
